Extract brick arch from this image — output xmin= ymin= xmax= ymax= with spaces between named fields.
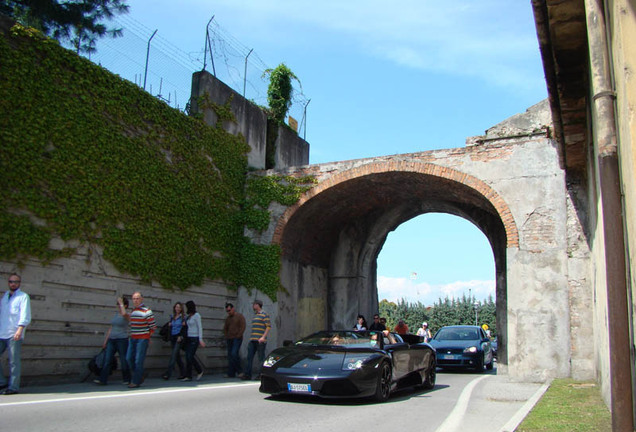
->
xmin=273 ymin=161 xmax=519 ymax=248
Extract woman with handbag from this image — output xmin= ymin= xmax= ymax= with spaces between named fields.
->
xmin=161 ymin=302 xmax=187 ymax=380
xmin=94 ymin=297 xmax=131 ymax=385
xmin=181 ymin=300 xmax=205 ymax=381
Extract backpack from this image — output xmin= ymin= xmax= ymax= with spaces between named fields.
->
xmin=159 ymin=321 xmax=171 ymax=342
xmin=88 ymin=349 xmax=118 ymax=376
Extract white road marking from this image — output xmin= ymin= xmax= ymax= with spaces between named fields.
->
xmin=434 ymin=375 xmax=490 ymax=432
xmin=0 ymin=382 xmax=259 ymax=408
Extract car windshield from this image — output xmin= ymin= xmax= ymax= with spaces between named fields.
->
xmin=434 ymin=328 xmax=480 ymax=341
xmin=295 ymin=331 xmax=382 ymax=348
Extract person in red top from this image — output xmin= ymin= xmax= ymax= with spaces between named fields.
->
xmin=126 ymin=292 xmax=156 ymax=388
xmin=394 ymin=319 xmax=409 ymax=335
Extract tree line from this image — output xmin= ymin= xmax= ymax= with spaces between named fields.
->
xmin=379 ymin=294 xmax=496 ymax=337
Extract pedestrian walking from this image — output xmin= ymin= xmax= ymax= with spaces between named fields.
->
xmin=126 ymin=292 xmax=156 ymax=388
xmin=240 ymin=300 xmax=270 ymax=380
xmin=223 ymin=302 xmax=245 ymax=378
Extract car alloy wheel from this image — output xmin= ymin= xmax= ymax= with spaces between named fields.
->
xmin=374 ymin=362 xmax=392 ymax=402
xmin=423 ymin=359 xmax=436 ymax=390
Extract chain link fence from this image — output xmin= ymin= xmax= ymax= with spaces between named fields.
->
xmin=80 ymin=15 xmax=310 ymax=139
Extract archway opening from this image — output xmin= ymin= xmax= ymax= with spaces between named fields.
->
xmin=276 ymin=166 xmax=512 ymax=366
xmin=376 ymin=212 xmax=496 ymax=336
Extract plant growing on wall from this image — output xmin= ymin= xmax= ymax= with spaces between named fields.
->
xmin=0 ymin=24 xmax=268 ymax=297
xmin=264 ymin=63 xmax=300 ymax=124
xmin=1 ymin=23 xmax=317 ymax=300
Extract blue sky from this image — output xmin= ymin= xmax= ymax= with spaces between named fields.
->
xmin=90 ymin=1 xmax=547 ymax=305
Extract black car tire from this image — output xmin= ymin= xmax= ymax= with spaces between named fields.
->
xmin=486 ymin=356 xmax=494 ymax=370
xmin=474 ymin=354 xmax=484 ymax=372
xmin=422 ymin=359 xmax=436 ymax=390
xmin=374 ymin=362 xmax=392 ymax=402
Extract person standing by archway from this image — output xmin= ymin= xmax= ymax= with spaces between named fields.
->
xmin=223 ymin=303 xmax=245 ymax=378
xmin=240 ymin=300 xmax=270 ymax=380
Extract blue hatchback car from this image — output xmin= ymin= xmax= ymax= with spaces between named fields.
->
xmin=428 ymin=325 xmax=494 ymax=371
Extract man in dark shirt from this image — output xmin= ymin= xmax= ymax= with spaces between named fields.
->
xmin=223 ymin=303 xmax=245 ymax=378
xmin=369 ymin=313 xmax=386 ymax=331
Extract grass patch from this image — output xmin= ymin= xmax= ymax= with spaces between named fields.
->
xmin=516 ymin=378 xmax=611 ymax=431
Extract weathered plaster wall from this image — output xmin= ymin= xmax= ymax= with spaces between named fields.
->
xmin=190 ymin=71 xmax=267 ymax=169
xmin=259 ymin=112 xmax=591 ymax=382
xmin=587 ymin=146 xmax=612 ymax=401
xmin=275 ymin=124 xmax=310 ymax=169
xmin=566 ymin=175 xmax=595 ymax=380
xmin=609 ymin=1 xmax=636 ymax=397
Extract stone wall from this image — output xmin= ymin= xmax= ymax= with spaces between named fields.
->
xmin=258 ymin=102 xmax=594 ymax=383
xmin=190 ymin=70 xmax=309 ymax=170
xmin=0 ymin=246 xmax=237 ymax=386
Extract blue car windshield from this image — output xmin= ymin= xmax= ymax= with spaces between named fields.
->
xmin=296 ymin=331 xmax=382 ymax=348
xmin=435 ymin=328 xmax=480 ymax=341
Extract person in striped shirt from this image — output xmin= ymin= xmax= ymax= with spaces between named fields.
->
xmin=240 ymin=300 xmax=270 ymax=380
xmin=126 ymin=292 xmax=156 ymax=388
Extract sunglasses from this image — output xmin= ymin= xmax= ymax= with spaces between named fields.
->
xmin=8 ymin=280 xmax=20 ymax=284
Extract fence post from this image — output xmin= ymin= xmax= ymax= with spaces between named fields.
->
xmin=203 ymin=16 xmax=216 ymax=76
xmin=143 ymin=29 xmax=158 ymax=91
xmin=243 ymin=48 xmax=254 ymax=98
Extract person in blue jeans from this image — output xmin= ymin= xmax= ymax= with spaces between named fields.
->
xmin=162 ymin=302 xmax=186 ymax=380
xmin=0 ymin=273 xmax=32 ymax=395
xmin=223 ymin=303 xmax=245 ymax=378
xmin=94 ymin=296 xmax=131 ymax=385
xmin=240 ymin=300 xmax=270 ymax=380
xmin=126 ymin=292 xmax=156 ymax=388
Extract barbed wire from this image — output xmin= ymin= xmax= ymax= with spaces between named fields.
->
xmin=76 ymin=15 xmax=309 ymax=137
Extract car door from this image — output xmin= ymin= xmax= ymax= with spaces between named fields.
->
xmin=479 ymin=328 xmax=493 ymax=363
xmin=383 ymin=333 xmax=411 ymax=380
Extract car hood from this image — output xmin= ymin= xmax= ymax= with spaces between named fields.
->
xmin=270 ymin=347 xmax=348 ymax=369
xmin=429 ymin=340 xmax=480 ymax=350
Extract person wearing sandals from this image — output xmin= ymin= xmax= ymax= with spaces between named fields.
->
xmin=161 ymin=302 xmax=187 ymax=380
xmin=181 ymin=300 xmax=205 ymax=381
xmin=94 ymin=296 xmax=131 ymax=386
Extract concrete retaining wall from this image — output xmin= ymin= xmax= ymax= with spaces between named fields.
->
xmin=0 ymin=245 xmax=237 ymax=386
xmin=190 ymin=70 xmax=309 ymax=170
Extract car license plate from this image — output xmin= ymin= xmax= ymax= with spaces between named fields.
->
xmin=440 ymin=354 xmax=458 ymax=360
xmin=288 ymin=383 xmax=311 ymax=393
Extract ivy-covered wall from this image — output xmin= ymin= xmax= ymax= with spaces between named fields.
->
xmin=0 ymin=22 xmax=312 ymax=300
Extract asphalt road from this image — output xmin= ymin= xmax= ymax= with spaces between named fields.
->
xmin=0 ymin=366 xmax=544 ymax=432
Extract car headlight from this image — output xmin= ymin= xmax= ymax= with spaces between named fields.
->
xmin=343 ymin=355 xmax=366 ymax=370
xmin=463 ymin=346 xmax=478 ymax=354
xmin=263 ymin=354 xmax=282 ymax=368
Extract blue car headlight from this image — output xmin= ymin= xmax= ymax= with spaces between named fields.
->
xmin=463 ymin=346 xmax=478 ymax=354
xmin=263 ymin=354 xmax=282 ymax=368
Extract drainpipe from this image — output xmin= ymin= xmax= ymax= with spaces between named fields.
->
xmin=584 ymin=1 xmax=633 ymax=430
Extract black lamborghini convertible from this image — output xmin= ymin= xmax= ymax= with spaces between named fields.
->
xmin=259 ymin=330 xmax=436 ymax=402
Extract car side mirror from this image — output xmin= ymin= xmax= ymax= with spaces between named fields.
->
xmin=283 ymin=339 xmax=294 ymax=347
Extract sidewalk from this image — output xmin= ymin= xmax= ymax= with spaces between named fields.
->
xmin=435 ymin=374 xmax=549 ymax=432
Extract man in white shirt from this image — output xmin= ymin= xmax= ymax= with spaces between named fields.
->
xmin=0 ymin=273 xmax=32 ymax=395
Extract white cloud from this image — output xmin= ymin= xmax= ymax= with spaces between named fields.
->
xmin=378 ymin=276 xmax=495 ymax=306
xmin=204 ymin=0 xmax=543 ymax=92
